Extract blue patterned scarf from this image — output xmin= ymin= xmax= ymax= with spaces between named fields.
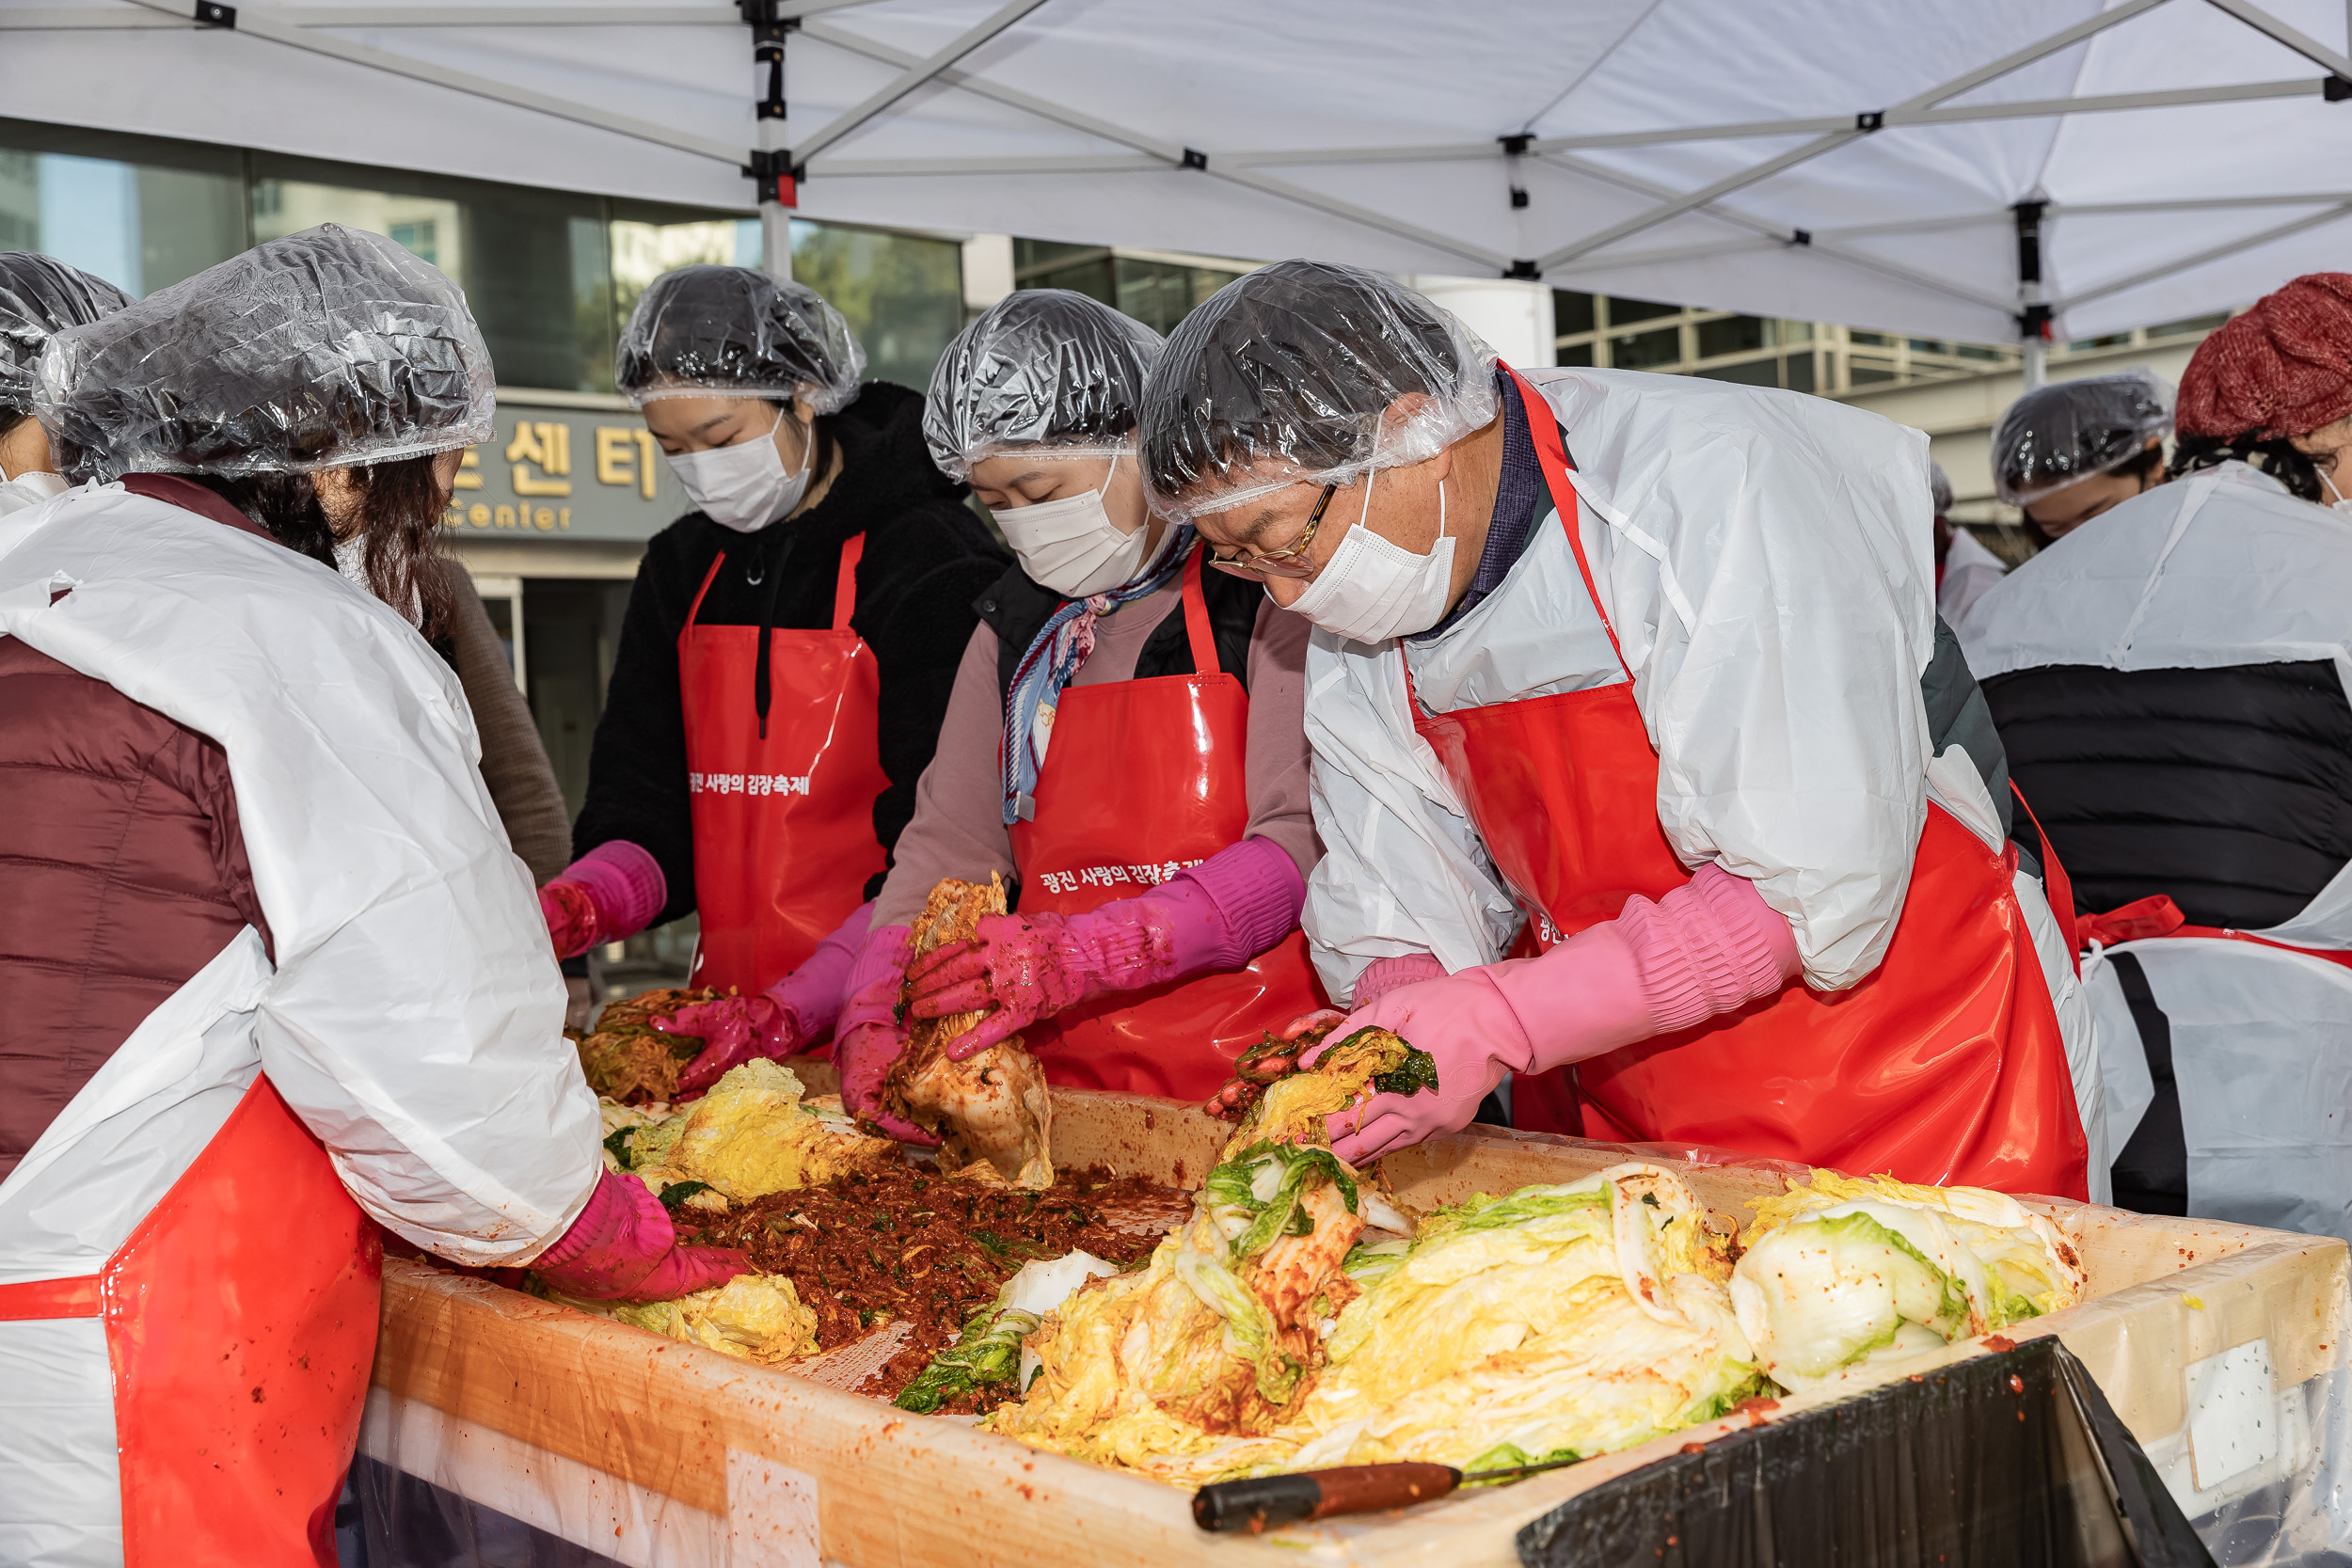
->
xmin=1001 ymin=527 xmax=1197 ymax=825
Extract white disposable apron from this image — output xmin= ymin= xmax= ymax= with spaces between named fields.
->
xmin=0 ymin=479 xmax=605 ymax=1563
xmin=1956 ymin=465 xmax=2352 ymax=1241
xmin=2084 ymin=863 xmax=2352 ymax=1243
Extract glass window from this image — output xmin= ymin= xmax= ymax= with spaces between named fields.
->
xmin=0 ymin=150 xmax=27 ymax=252
xmin=0 ymin=119 xmax=245 ymax=297
xmin=1014 ymin=239 xmax=1106 ymax=276
xmin=1606 ymin=295 xmax=1678 ymax=326
xmin=2152 ymin=312 xmax=2229 ymax=338
xmin=1552 ymin=290 xmax=1596 ymax=336
xmin=1786 ymin=353 xmax=1816 ymax=394
xmin=1777 ymin=320 xmax=1814 ymax=343
xmin=1113 ymin=260 xmax=1174 ymax=332
xmin=787 ymin=218 xmax=964 ymax=392
xmin=1697 ymin=357 xmax=1778 ymax=388
xmin=1019 ymin=254 xmax=1116 ymax=306
xmin=253 ymin=154 xmax=620 ymax=393
xmin=611 ymin=217 xmax=741 ymax=326
xmin=1849 ymin=329 xmax=1891 ymax=347
xmin=522 ymin=576 xmax=634 ymax=817
xmin=255 ymin=179 xmax=467 ymax=275
xmin=2066 ymin=333 xmax=2133 ymax=352
xmin=1907 ymin=338 xmax=1947 ymax=355
xmin=1610 ymin=325 xmax=1683 ymax=370
xmin=1847 ymin=357 xmax=1898 ymax=386
xmin=1696 ymin=316 xmax=1767 ymax=358
xmin=1010 ymin=244 xmax=1236 ymax=338
xmin=1111 ymin=258 xmax=1241 ymax=336
xmin=1956 ymin=343 xmax=2004 ymax=361
xmin=1555 ymin=341 xmax=1594 ymax=367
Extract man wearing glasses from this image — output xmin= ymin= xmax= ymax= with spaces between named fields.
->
xmin=1138 ymin=260 xmax=2103 ymax=1201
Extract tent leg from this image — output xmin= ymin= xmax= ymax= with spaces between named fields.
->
xmin=2013 ymin=197 xmax=2050 ymax=390
xmin=749 ymin=3 xmax=794 ymax=282
xmin=763 ymin=202 xmax=795 ymax=283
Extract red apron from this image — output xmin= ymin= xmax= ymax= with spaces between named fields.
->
xmin=680 ymin=536 xmax=889 ymax=996
xmin=1406 ymin=370 xmax=2089 ymax=1198
xmin=1008 ymin=547 xmax=1329 ymax=1101
xmin=0 ymin=1076 xmax=382 ymax=1565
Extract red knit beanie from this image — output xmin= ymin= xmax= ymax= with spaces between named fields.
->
xmin=2177 ymin=272 xmax=2352 ymax=440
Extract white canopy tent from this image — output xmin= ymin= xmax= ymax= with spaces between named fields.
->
xmin=5 ymin=0 xmax=2352 ymax=364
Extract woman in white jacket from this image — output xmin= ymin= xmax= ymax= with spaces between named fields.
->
xmin=0 ymin=225 xmax=739 ymax=1566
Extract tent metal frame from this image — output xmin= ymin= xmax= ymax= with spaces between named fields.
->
xmin=8 ymin=0 xmax=2349 ymax=357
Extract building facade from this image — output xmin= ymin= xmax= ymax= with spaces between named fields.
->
xmin=6 ymin=115 xmax=2236 ymax=989
xmin=1548 ymin=288 xmax=2225 ymax=559
xmin=0 ymin=115 xmax=972 ymax=804
xmin=2 ymin=115 xmax=986 ymax=990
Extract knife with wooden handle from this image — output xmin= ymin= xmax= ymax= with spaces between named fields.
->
xmin=1190 ymin=1455 xmax=1583 ymax=1532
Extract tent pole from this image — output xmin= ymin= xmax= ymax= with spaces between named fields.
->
xmin=787 ymin=0 xmax=1050 ymax=168
xmin=2014 ymin=198 xmax=2049 ymax=391
xmin=2051 ymin=198 xmax=2352 ymax=316
xmin=1538 ymin=0 xmax=2167 ymax=272
xmin=798 ymin=17 xmax=1507 ymax=272
xmin=761 ymin=198 xmax=794 ymax=283
xmin=748 ymin=0 xmax=794 ymax=281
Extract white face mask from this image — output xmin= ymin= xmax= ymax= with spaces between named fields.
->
xmin=1281 ymin=468 xmax=1455 ymax=643
xmin=665 ymin=406 xmax=813 ymax=533
xmin=2321 ymin=465 xmax=2352 ymax=517
xmin=996 ymin=450 xmax=1152 ymax=598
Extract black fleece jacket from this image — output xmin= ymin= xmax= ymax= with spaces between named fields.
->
xmin=572 ymin=380 xmax=1009 ymax=925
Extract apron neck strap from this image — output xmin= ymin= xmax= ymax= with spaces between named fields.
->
xmin=689 ymin=534 xmax=863 ymax=632
xmin=1179 ymin=542 xmax=1219 ymax=675
xmin=834 ymin=533 xmax=865 ymax=631
xmin=687 ymin=551 xmax=726 ymax=627
xmin=1502 ymin=367 xmax=1631 ymax=684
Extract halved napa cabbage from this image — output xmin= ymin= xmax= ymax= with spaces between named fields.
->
xmin=1232 ymin=1026 xmax=1432 ymax=1154
xmin=991 ymin=1129 xmax=1376 ymax=1470
xmin=603 ymin=1060 xmax=893 ymax=1206
xmin=561 ymin=1274 xmax=819 ymax=1365
xmin=1729 ymin=1210 xmax=1970 ymax=1390
xmin=992 ymin=1160 xmax=1761 ymax=1486
xmin=1254 ymin=1164 xmax=1756 ymax=1473
xmin=1733 ymin=1170 xmax=2088 ymax=1392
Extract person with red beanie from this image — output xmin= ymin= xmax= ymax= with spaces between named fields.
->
xmin=1958 ymin=273 xmax=2352 ymax=1245
xmin=2170 ymin=271 xmax=2352 ymax=503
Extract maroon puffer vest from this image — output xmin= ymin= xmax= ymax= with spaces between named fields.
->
xmin=0 ymin=476 xmax=274 ymax=1176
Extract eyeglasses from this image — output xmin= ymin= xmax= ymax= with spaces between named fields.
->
xmin=1205 ymin=483 xmax=1338 ymax=580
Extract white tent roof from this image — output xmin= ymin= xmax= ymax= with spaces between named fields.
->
xmin=5 ymin=0 xmax=2351 ymax=341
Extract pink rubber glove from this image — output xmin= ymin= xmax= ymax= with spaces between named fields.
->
xmin=907 ymin=837 xmax=1306 ymax=1060
xmin=541 ymin=880 xmax=600 ymax=959
xmin=541 ymin=841 xmax=667 ymax=960
xmin=1353 ymin=952 xmax=1449 ymax=1007
xmin=660 ymin=995 xmax=787 ymax=1096
xmin=1316 ymin=864 xmax=1799 ymax=1164
xmin=834 ymin=925 xmax=936 ymax=1145
xmin=663 ymin=902 xmax=873 ymax=1095
xmin=531 ymin=1168 xmax=749 ymax=1302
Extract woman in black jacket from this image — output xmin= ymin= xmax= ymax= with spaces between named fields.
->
xmin=544 ymin=266 xmax=1006 ymax=1032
